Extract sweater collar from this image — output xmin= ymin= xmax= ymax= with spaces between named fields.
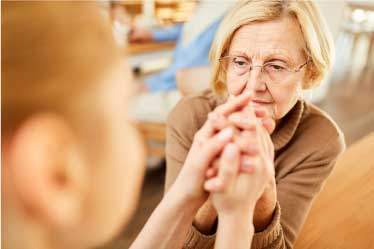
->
xmin=271 ymin=100 xmax=304 ymax=151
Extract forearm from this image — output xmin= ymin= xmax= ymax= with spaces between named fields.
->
xmin=215 ymin=210 xmax=255 ymax=249
xmin=130 ymin=187 xmax=199 ymax=249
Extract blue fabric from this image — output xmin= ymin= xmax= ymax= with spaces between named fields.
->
xmin=146 ymin=19 xmax=222 ymax=92
xmin=152 ymin=24 xmax=183 ymax=42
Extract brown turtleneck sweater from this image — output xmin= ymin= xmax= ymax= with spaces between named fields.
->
xmin=165 ymin=90 xmax=345 ymax=249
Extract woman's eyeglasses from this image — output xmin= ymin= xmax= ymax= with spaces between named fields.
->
xmin=219 ymin=55 xmax=309 ymax=83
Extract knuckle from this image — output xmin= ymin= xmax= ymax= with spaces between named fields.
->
xmin=202 ymin=140 xmax=219 ymax=155
xmin=208 ymin=139 xmax=222 ymax=151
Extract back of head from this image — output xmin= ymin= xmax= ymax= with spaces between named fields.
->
xmin=2 ymin=1 xmax=121 ymax=134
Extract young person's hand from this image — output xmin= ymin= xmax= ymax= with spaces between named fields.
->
xmin=205 ymin=105 xmax=276 ymax=230
xmin=204 ymin=120 xmax=274 ymax=216
xmin=227 ymin=104 xmax=277 ymax=231
xmin=191 ymin=93 xmax=276 ymax=233
xmin=204 ymin=133 xmax=273 ymax=249
xmin=205 ymin=104 xmax=275 ymax=178
xmin=170 ymin=94 xmax=255 ymax=210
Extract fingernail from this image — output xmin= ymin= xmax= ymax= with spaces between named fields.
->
xmin=218 ymin=128 xmax=233 ymax=141
xmin=224 ymin=143 xmax=237 ymax=160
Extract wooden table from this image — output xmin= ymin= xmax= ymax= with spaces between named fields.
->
xmin=295 ymin=133 xmax=374 ymax=249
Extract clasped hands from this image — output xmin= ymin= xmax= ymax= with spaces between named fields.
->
xmin=172 ymin=92 xmax=277 ymax=228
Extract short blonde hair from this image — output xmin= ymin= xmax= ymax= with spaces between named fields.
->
xmin=209 ymin=0 xmax=334 ymax=95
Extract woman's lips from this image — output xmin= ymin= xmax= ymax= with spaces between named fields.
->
xmin=251 ymin=100 xmax=273 ymax=105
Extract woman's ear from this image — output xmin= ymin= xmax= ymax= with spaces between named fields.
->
xmin=8 ymin=113 xmax=89 ymax=229
xmin=303 ymin=61 xmax=319 ymax=90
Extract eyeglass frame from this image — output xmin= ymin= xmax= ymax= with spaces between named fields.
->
xmin=219 ymin=55 xmax=309 ymax=81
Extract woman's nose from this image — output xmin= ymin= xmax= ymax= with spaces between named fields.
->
xmin=244 ymin=67 xmax=267 ymax=92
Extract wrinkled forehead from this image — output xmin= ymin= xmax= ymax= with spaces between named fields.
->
xmin=228 ymin=15 xmax=307 ymax=63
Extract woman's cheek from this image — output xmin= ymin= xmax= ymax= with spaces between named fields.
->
xmin=227 ymin=78 xmax=244 ymax=96
xmin=272 ymin=84 xmax=300 ymax=119
xmin=226 ymin=80 xmax=235 ymax=95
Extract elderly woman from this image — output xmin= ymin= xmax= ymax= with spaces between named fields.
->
xmin=165 ymin=1 xmax=345 ymax=248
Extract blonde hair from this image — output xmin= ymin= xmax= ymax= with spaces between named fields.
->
xmin=2 ymin=2 xmax=121 ymax=134
xmin=209 ymin=0 xmax=334 ymax=95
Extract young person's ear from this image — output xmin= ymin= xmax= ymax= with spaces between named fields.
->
xmin=8 ymin=113 xmax=89 ymax=229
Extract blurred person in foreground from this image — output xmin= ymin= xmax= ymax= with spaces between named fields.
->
xmin=2 ymin=2 xmax=274 ymax=249
xmin=2 ymin=2 xmax=144 ymax=248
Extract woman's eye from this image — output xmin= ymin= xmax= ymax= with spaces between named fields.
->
xmin=267 ymin=63 xmax=287 ymax=72
xmin=233 ymin=58 xmax=248 ymax=67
